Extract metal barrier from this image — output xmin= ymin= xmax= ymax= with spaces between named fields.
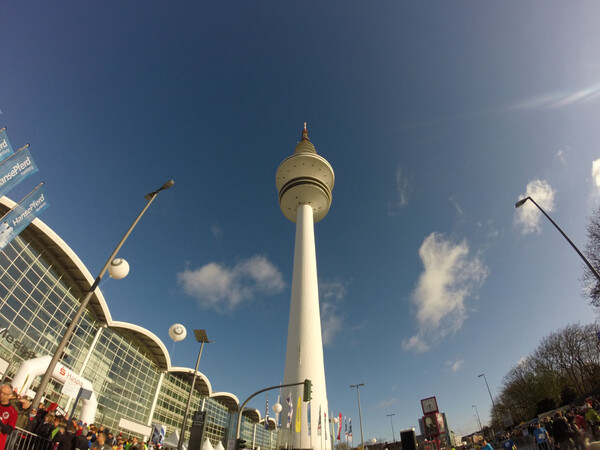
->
xmin=6 ymin=428 xmax=52 ymax=450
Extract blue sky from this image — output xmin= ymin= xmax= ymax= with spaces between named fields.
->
xmin=2 ymin=1 xmax=600 ymax=442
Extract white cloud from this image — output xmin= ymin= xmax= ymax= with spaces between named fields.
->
xmin=449 ymin=196 xmax=464 ymax=215
xmin=446 ymin=358 xmax=463 ymax=372
xmin=319 ymin=278 xmax=350 ymax=346
xmin=210 ymin=223 xmax=223 ymax=239
xmin=389 ymin=165 xmax=410 ymax=214
xmin=403 ymin=233 xmax=488 ymax=352
xmin=178 ymin=255 xmax=284 ymax=311
xmin=514 ymin=180 xmax=556 ymax=234
xmin=374 ymin=397 xmax=397 ymax=409
xmin=592 ymin=159 xmax=600 ymax=196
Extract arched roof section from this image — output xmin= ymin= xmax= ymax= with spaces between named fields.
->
xmin=0 ymin=197 xmax=113 ymax=325
xmin=109 ymin=321 xmax=171 ymax=370
xmin=210 ymin=392 xmax=240 ymax=412
xmin=169 ymin=367 xmax=212 ymax=397
xmin=242 ymin=408 xmax=261 ymax=423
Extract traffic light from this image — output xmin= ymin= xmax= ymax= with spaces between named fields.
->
xmin=303 ymin=379 xmax=312 ymax=402
xmin=237 ymin=438 xmax=247 ymax=450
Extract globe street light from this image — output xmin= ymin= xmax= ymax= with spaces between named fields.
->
xmin=350 ymin=384 xmax=365 ymax=450
xmin=178 ymin=329 xmax=212 ymax=450
xmin=387 ymin=413 xmax=396 ymax=442
xmin=515 ymin=196 xmax=600 ymax=282
xmin=478 ymin=374 xmax=500 ymax=433
xmin=31 ymin=180 xmax=175 ymax=409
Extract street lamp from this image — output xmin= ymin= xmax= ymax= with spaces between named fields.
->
xmin=478 ymin=374 xmax=500 ymax=433
xmin=178 ymin=329 xmax=212 ymax=450
xmin=515 ymin=196 xmax=600 ymax=283
xmin=472 ymin=405 xmax=482 ymax=432
xmin=350 ymin=384 xmax=365 ymax=450
xmin=386 ymin=413 xmax=396 ymax=442
xmin=32 ymin=179 xmax=175 ymax=408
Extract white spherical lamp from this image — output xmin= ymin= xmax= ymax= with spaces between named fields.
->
xmin=272 ymin=403 xmax=282 ymax=414
xmin=169 ymin=324 xmax=187 ymax=342
xmin=108 ymin=258 xmax=130 ymax=279
xmin=333 ymin=417 xmax=338 ymax=424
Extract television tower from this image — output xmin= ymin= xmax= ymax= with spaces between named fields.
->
xmin=276 ymin=123 xmax=334 ymax=449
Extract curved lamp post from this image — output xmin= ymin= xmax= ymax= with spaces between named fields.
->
xmin=515 ymin=196 xmax=600 ymax=282
xmin=350 ymin=383 xmax=365 ymax=450
xmin=31 ymin=180 xmax=175 ymax=409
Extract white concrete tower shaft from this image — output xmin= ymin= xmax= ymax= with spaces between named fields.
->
xmin=276 ymin=123 xmax=334 ymax=450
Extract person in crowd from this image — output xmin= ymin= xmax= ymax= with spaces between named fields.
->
xmin=52 ymin=422 xmax=73 ymax=450
xmin=0 ymin=385 xmax=17 ymax=450
xmin=12 ymin=396 xmax=35 ymax=431
xmin=36 ymin=413 xmax=55 ymax=439
xmin=91 ymin=432 xmax=111 ymax=450
xmin=533 ymin=422 xmax=551 ymax=450
xmin=73 ymin=427 xmax=89 ymax=450
xmin=51 ymin=416 xmax=62 ymax=440
xmin=502 ymin=433 xmax=516 ymax=450
xmin=480 ymin=439 xmax=493 ymax=450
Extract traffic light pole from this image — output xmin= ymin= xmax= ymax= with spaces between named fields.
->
xmin=235 ymin=380 xmax=310 ymax=449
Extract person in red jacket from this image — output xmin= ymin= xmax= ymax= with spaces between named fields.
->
xmin=0 ymin=384 xmax=17 ymax=450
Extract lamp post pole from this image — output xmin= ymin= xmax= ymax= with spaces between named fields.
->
xmin=350 ymin=384 xmax=365 ymax=450
xmin=178 ymin=329 xmax=211 ymax=450
xmin=515 ymin=196 xmax=600 ymax=282
xmin=478 ymin=374 xmax=500 ymax=433
xmin=387 ymin=413 xmax=396 ymax=442
xmin=31 ymin=180 xmax=174 ymax=409
xmin=472 ymin=405 xmax=482 ymax=432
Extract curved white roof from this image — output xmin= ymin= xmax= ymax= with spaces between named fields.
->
xmin=0 ymin=197 xmax=241 ymax=409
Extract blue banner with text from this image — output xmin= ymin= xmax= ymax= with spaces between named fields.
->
xmin=0 ymin=128 xmax=14 ymax=162
xmin=0 ymin=184 xmax=49 ymax=251
xmin=0 ymin=147 xmax=39 ymax=198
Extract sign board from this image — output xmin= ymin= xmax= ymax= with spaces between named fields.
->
xmin=61 ymin=380 xmax=80 ymax=398
xmin=421 ymin=396 xmax=438 ymax=414
xmin=118 ymin=418 xmax=152 ymax=437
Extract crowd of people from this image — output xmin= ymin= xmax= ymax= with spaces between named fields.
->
xmin=491 ymin=396 xmax=600 ymax=450
xmin=0 ymin=383 xmax=154 ymax=450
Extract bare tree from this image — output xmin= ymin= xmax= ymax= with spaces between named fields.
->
xmin=583 ymin=207 xmax=600 ymax=307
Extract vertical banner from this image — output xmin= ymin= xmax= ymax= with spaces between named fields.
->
xmin=0 ymin=146 xmax=39 ymax=197
xmin=286 ymin=391 xmax=293 ymax=429
xmin=0 ymin=128 xmax=14 ymax=162
xmin=0 ymin=183 xmax=49 ymax=250
xmin=307 ymin=402 xmax=311 ymax=436
xmin=324 ymin=412 xmax=327 ymax=441
xmin=295 ymin=396 xmax=301 ymax=432
xmin=317 ymin=406 xmax=322 ymax=436
xmin=337 ymin=413 xmax=342 ymax=440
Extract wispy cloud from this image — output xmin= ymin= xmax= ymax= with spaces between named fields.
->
xmin=509 ymin=82 xmax=600 ymax=111
xmin=374 ymin=397 xmax=398 ymax=409
xmin=178 ymin=255 xmax=284 ymax=311
xmin=446 ymin=358 xmax=463 ymax=372
xmin=403 ymin=233 xmax=488 ymax=353
xmin=389 ymin=165 xmax=410 ymax=214
xmin=514 ymin=180 xmax=555 ymax=234
xmin=592 ymin=159 xmax=600 ymax=197
xmin=319 ymin=278 xmax=350 ymax=346
xmin=449 ymin=196 xmax=464 ymax=215
xmin=211 ymin=223 xmax=223 ymax=240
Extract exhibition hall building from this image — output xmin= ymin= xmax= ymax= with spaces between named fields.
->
xmin=0 ymin=197 xmax=276 ymax=449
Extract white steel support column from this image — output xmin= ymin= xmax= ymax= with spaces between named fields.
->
xmin=147 ymin=371 xmax=165 ymax=426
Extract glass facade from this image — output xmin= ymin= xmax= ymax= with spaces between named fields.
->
xmin=0 ymin=211 xmax=277 ymax=449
